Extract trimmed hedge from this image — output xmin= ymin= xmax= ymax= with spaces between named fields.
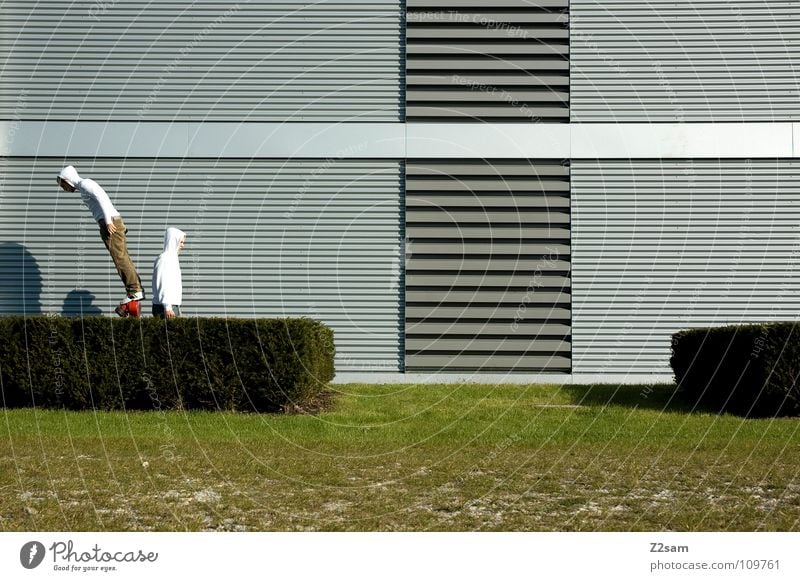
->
xmin=0 ymin=316 xmax=335 ymax=412
xmin=671 ymin=323 xmax=800 ymax=417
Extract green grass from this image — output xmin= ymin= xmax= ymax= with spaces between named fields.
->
xmin=1 ymin=383 xmax=799 ymax=531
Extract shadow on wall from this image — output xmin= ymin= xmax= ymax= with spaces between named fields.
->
xmin=0 ymin=242 xmax=42 ymax=315
xmin=61 ymin=289 xmax=103 ymax=317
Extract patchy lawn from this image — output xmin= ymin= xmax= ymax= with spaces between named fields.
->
xmin=1 ymin=383 xmax=798 ymax=531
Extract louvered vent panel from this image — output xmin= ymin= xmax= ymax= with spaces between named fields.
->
xmin=406 ymin=0 xmax=570 ymax=122
xmin=405 ymin=159 xmax=571 ymax=373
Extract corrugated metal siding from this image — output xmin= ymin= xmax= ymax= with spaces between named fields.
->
xmin=570 ymin=0 xmax=800 ymax=121
xmin=405 ymin=159 xmax=571 ymax=372
xmin=0 ymin=157 xmax=403 ymax=371
xmin=406 ymin=0 xmax=569 ymax=121
xmin=0 ymin=0 xmax=402 ymax=121
xmin=572 ymin=159 xmax=800 ymax=375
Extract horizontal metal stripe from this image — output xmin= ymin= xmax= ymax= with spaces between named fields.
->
xmin=572 ymin=267 xmax=798 ymax=274
xmin=570 ymin=123 xmax=796 ymax=158
xmin=574 ymin=58 xmax=800 ymax=66
xmin=407 ymin=44 xmax=569 ymax=56
xmin=407 ymin=195 xmax=570 ymax=208
xmin=407 ymin=178 xmax=569 ymax=191
xmin=407 ymin=11 xmax=568 ymax=24
xmin=408 ymin=0 xmax=567 ymax=8
xmin=6 ymin=0 xmax=400 ymax=7
xmin=574 ymin=94 xmax=800 ymax=102
xmin=406 ymin=106 xmax=567 ymax=118
xmin=406 ymin=338 xmax=570 ymax=351
xmin=575 ymin=49 xmax=800 ymax=57
xmin=407 ymin=89 xmax=569 ymax=103
xmin=576 ymin=81 xmax=800 ymax=88
xmin=407 ymin=226 xmax=570 ymax=238
xmin=408 ymin=290 xmax=570 ymax=303
xmin=407 ymin=306 xmax=570 ymax=319
xmin=572 ymin=276 xmax=800 ymax=285
xmin=1 ymin=72 xmax=397 ymax=81
xmin=406 ymin=160 xmax=569 ymax=175
xmin=408 ymin=260 xmax=570 ymax=272
xmin=576 ymin=309 xmax=800 ymax=318
xmin=407 ymin=242 xmax=570 ymax=254
xmin=4 ymin=94 xmax=400 ymax=102
xmin=407 ymin=58 xmax=568 ymax=70
xmin=407 ymin=27 xmax=567 ymax=40
xmin=406 ymin=123 xmax=572 ymax=158
xmin=571 ymin=160 xmax=796 ymax=169
xmin=576 ymin=24 xmax=800 ymax=32
xmin=574 ymin=195 xmax=799 ymax=201
xmin=407 ymin=73 xmax=568 ymax=86
xmin=1 ymin=122 xmax=407 ymax=158
xmin=574 ymin=326 xmax=795 ymax=335
xmin=570 ymin=1 xmax=796 ymax=8
xmin=407 ymin=321 xmax=569 ymax=334
xmin=573 ymin=257 xmax=800 ymax=264
xmin=405 ymin=354 xmax=571 ymax=370
xmin=548 ymin=12 xmax=800 ymax=21
xmin=573 ymin=228 xmax=796 ymax=234
xmin=13 ymin=113 xmax=399 ymax=121
xmin=407 ymin=274 xmax=568 ymax=286
xmin=407 ymin=210 xmax=569 ymax=223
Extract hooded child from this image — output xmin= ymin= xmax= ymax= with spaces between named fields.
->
xmin=57 ymin=165 xmax=144 ymax=316
xmin=152 ymin=227 xmax=186 ymax=318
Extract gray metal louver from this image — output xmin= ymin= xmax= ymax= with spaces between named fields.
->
xmin=571 ymin=0 xmax=800 ymax=121
xmin=0 ymin=0 xmax=402 ymax=122
xmin=406 ymin=0 xmax=569 ymax=122
xmin=572 ymin=159 xmax=800 ymax=375
xmin=405 ymin=159 xmax=571 ymax=373
xmin=0 ymin=157 xmax=404 ymax=371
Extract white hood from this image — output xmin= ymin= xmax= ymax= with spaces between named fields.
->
xmin=58 ymin=165 xmax=82 ymax=187
xmin=162 ymin=227 xmax=186 ymax=254
xmin=152 ymin=227 xmax=186 ymax=308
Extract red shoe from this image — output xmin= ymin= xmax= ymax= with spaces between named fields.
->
xmin=115 ymin=299 xmax=141 ymax=318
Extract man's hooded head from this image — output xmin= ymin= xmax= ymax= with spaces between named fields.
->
xmin=57 ymin=165 xmax=81 ymax=191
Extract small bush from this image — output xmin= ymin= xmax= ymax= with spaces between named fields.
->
xmin=671 ymin=323 xmax=800 ymax=417
xmin=0 ymin=316 xmax=335 ymax=413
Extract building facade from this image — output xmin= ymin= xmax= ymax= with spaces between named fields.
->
xmin=1 ymin=0 xmax=799 ymax=381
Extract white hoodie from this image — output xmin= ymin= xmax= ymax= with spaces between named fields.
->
xmin=152 ymin=227 xmax=185 ymax=311
xmin=59 ymin=165 xmax=120 ymax=225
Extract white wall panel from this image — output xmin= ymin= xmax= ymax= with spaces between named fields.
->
xmin=571 ymin=0 xmax=800 ymax=121
xmin=0 ymin=157 xmax=404 ymax=371
xmin=572 ymin=159 xmax=800 ymax=375
xmin=0 ymin=0 xmax=402 ymax=121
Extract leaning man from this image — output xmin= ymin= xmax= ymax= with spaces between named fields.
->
xmin=57 ymin=165 xmax=144 ymax=317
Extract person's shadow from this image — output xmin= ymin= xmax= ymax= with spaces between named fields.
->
xmin=61 ymin=289 xmax=103 ymax=317
xmin=0 ymin=242 xmax=43 ymax=315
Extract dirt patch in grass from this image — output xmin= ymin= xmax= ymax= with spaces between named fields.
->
xmin=282 ymin=389 xmax=339 ymax=416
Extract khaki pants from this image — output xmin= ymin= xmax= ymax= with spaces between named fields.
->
xmin=99 ymin=216 xmax=142 ymax=294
